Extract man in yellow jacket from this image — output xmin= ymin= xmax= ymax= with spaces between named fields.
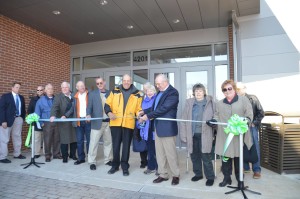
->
xmin=105 ymin=74 xmax=142 ymax=176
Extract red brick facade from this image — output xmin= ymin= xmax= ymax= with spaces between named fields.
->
xmin=0 ymin=15 xmax=70 ymax=151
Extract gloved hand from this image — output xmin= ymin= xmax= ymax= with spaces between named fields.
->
xmin=206 ymin=119 xmax=217 ymax=128
xmin=243 ymin=117 xmax=251 ymax=127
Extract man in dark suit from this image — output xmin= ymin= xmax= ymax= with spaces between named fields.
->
xmin=139 ymin=74 xmax=180 ymax=185
xmin=0 ymin=82 xmax=26 ymax=163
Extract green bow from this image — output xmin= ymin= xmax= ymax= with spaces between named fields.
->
xmin=222 ymin=114 xmax=248 ymax=162
xmin=25 ymin=113 xmax=40 ymax=147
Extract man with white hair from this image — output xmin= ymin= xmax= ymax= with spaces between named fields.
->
xmin=236 ymin=82 xmax=264 ymax=179
xmin=50 ymin=82 xmax=77 ymax=163
xmin=72 ymin=81 xmax=91 ymax=165
xmin=139 ymin=74 xmax=180 ymax=185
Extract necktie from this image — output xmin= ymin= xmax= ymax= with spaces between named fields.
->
xmin=15 ymin=95 xmax=20 ymax=116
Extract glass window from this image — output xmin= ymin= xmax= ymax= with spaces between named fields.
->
xmin=185 ymin=71 xmax=208 ymax=99
xmin=85 ymin=77 xmax=97 ymax=91
xmin=215 ymin=65 xmax=228 ymax=100
xmin=72 ymin=74 xmax=80 ymax=92
xmin=108 ymin=75 xmax=122 ymax=91
xmin=215 ymin=43 xmax=227 ymax=61
xmin=150 ymin=45 xmax=211 ymax=64
xmin=133 ymin=69 xmax=148 ymax=91
xmin=133 ymin=51 xmax=148 ymax=66
xmin=83 ymin=53 xmax=130 ymax=70
xmin=73 ymin=58 xmax=80 ymax=71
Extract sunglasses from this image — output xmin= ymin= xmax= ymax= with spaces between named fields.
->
xmin=96 ymin=82 xmax=103 ymax=85
xmin=222 ymin=87 xmax=233 ymax=92
xmin=37 ymin=90 xmax=43 ymax=91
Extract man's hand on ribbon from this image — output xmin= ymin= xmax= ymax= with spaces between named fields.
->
xmin=139 ymin=114 xmax=148 ymax=123
xmin=2 ymin=122 xmax=7 ymax=129
xmin=108 ymin=112 xmax=116 ymax=120
xmin=206 ymin=119 xmax=217 ymax=128
xmin=137 ymin=110 xmax=144 ymax=118
xmin=86 ymin=115 xmax=91 ymax=123
xmin=50 ymin=116 xmax=56 ymax=122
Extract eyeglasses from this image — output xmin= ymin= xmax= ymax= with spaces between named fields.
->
xmin=222 ymin=87 xmax=233 ymax=92
xmin=37 ymin=90 xmax=43 ymax=91
xmin=96 ymin=82 xmax=103 ymax=85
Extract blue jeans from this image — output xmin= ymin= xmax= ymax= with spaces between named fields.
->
xmin=146 ymin=138 xmax=157 ymax=170
xmin=244 ymin=126 xmax=261 ymax=173
xmin=76 ymin=121 xmax=91 ymax=161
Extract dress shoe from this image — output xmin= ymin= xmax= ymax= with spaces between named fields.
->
xmin=153 ymin=176 xmax=168 ymax=183
xmin=123 ymin=170 xmax=129 ymax=176
xmin=90 ymin=164 xmax=96 ymax=170
xmin=63 ymin=157 xmax=68 ymax=163
xmin=108 ymin=167 xmax=119 ymax=174
xmin=14 ymin=154 xmax=26 ymax=159
xmin=206 ymin=179 xmax=214 ymax=186
xmin=253 ymin=172 xmax=261 ymax=179
xmin=74 ymin=160 xmax=85 ymax=165
xmin=105 ymin=161 xmax=112 ymax=166
xmin=0 ymin=159 xmax=11 ymax=163
xmin=34 ymin=155 xmax=40 ymax=159
xmin=191 ymin=176 xmax=203 ymax=182
xmin=171 ymin=177 xmax=179 ymax=185
xmin=45 ymin=158 xmax=51 ymax=162
xmin=53 ymin=155 xmax=62 ymax=159
xmin=69 ymin=155 xmax=77 ymax=161
xmin=219 ymin=177 xmax=232 ymax=187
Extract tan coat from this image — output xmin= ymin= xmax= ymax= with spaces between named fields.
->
xmin=214 ymin=95 xmax=253 ymax=158
xmin=180 ymin=95 xmax=215 ymax=154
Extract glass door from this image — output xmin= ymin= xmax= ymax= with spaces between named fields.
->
xmin=105 ymin=70 xmax=131 ymax=91
xmin=181 ymin=65 xmax=213 ymax=102
xmin=82 ymin=72 xmax=104 ymax=91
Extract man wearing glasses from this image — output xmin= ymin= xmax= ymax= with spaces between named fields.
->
xmin=86 ymin=77 xmax=113 ymax=170
xmin=28 ymin=85 xmax=44 ymax=158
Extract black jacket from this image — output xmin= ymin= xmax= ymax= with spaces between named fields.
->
xmin=245 ymin=93 xmax=264 ymax=126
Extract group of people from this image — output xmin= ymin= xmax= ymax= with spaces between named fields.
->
xmin=0 ymin=74 xmax=264 ymax=188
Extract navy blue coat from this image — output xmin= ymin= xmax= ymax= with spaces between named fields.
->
xmin=145 ymin=85 xmax=179 ymax=137
xmin=0 ymin=92 xmax=26 ymax=127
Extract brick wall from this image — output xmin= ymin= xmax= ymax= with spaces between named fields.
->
xmin=0 ymin=15 xmax=70 ymax=152
xmin=228 ymin=24 xmax=234 ymax=80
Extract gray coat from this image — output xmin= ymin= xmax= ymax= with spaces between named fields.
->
xmin=180 ymin=95 xmax=215 ymax=154
xmin=86 ymin=89 xmax=103 ymax=130
xmin=50 ymin=93 xmax=76 ymax=144
xmin=214 ymin=95 xmax=253 ymax=158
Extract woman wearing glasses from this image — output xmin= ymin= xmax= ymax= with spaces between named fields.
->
xmin=206 ymin=80 xmax=253 ymax=187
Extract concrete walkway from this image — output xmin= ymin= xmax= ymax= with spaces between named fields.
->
xmin=0 ymin=146 xmax=299 ymax=199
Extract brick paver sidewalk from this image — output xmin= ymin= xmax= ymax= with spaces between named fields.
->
xmin=0 ymin=171 xmax=187 ymax=199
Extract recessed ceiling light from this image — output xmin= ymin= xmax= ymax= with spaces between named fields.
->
xmin=88 ymin=32 xmax=94 ymax=35
xmin=127 ymin=25 xmax=134 ymax=29
xmin=100 ymin=0 xmax=108 ymax=6
xmin=52 ymin=10 xmax=61 ymax=15
xmin=173 ymin=19 xmax=180 ymax=24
